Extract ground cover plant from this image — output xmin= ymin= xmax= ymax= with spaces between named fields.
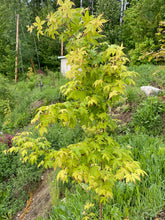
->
xmin=0 ymin=142 xmax=43 ymax=219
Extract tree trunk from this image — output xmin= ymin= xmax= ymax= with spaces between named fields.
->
xmin=120 ymin=0 xmax=124 ymax=26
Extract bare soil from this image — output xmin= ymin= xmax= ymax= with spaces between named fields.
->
xmin=13 ymin=171 xmax=52 ymax=220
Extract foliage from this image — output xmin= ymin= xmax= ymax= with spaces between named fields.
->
xmin=148 ymin=20 xmax=165 ymax=63
xmin=129 ymin=21 xmax=165 ymax=65
xmin=129 ymin=38 xmax=156 ymax=65
xmin=132 ymin=96 xmax=165 ymax=136
xmin=9 ymin=1 xmax=146 ymax=219
xmin=122 ymin=0 xmax=165 ymax=51
xmin=95 ymin=0 xmax=121 ymax=44
xmin=114 ymin=133 xmax=165 ymax=219
xmin=125 ymin=86 xmax=141 ymax=105
xmin=39 ymin=183 xmax=97 ymax=220
xmin=154 ymin=21 xmax=165 ymax=62
xmin=0 ymin=74 xmax=14 ymax=130
xmin=45 ymin=124 xmax=85 ymax=150
xmin=0 ymin=0 xmax=37 ymax=78
xmin=0 ymin=0 xmax=62 ymax=79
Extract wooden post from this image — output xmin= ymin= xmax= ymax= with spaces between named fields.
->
xmin=31 ymin=59 xmax=36 ymax=73
xmin=15 ymin=14 xmax=19 ymax=83
xmin=61 ymin=39 xmax=63 ymax=56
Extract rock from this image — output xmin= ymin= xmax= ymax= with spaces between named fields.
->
xmin=140 ymin=86 xmax=162 ymax=96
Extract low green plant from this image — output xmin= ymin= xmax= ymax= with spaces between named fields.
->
xmin=113 ymin=133 xmax=165 ymax=219
xmin=1 ymin=70 xmax=66 ymax=132
xmin=0 ymin=74 xmax=15 ymax=129
xmin=45 ymin=124 xmax=85 ymax=150
xmin=125 ymin=86 xmax=141 ymax=105
xmin=132 ymin=96 xmax=165 ymax=135
xmin=39 ymin=132 xmax=165 ymax=220
xmin=0 ymin=143 xmax=43 ymax=218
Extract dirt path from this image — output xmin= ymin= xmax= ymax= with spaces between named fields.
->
xmin=13 ymin=171 xmax=52 ymax=220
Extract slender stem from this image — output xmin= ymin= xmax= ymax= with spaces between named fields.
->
xmin=76 ymin=180 xmax=96 ymax=201
xmin=100 ymin=162 xmax=103 ymax=220
xmin=100 ymin=202 xmax=102 ymax=220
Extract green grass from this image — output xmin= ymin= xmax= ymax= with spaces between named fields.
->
xmin=129 ymin=64 xmax=165 ymax=88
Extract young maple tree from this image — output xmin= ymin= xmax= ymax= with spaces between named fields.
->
xmin=8 ymin=0 xmax=146 ymax=219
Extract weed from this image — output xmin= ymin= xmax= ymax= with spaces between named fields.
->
xmin=125 ymin=86 xmax=141 ymax=105
xmin=132 ymin=96 xmax=165 ymax=135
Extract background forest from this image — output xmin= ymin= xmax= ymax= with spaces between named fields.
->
xmin=0 ymin=0 xmax=164 ymax=78
xmin=0 ymin=0 xmax=165 ymax=220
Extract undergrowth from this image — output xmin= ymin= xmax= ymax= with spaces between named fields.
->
xmin=42 ymin=133 xmax=165 ymax=220
xmin=0 ymin=143 xmax=43 ymax=219
xmin=38 ymin=64 xmax=165 ymax=220
xmin=1 ymin=64 xmax=165 ymax=219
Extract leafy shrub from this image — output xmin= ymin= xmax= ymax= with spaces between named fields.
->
xmin=38 ymin=183 xmax=98 ymax=220
xmin=129 ymin=21 xmax=165 ymax=65
xmin=0 ymin=143 xmax=43 ymax=218
xmin=0 ymin=75 xmax=15 ymax=129
xmin=132 ymin=96 xmax=165 ymax=135
xmin=38 ymin=133 xmax=165 ymax=220
xmin=129 ymin=38 xmax=156 ymax=65
xmin=153 ymin=21 xmax=165 ymax=64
